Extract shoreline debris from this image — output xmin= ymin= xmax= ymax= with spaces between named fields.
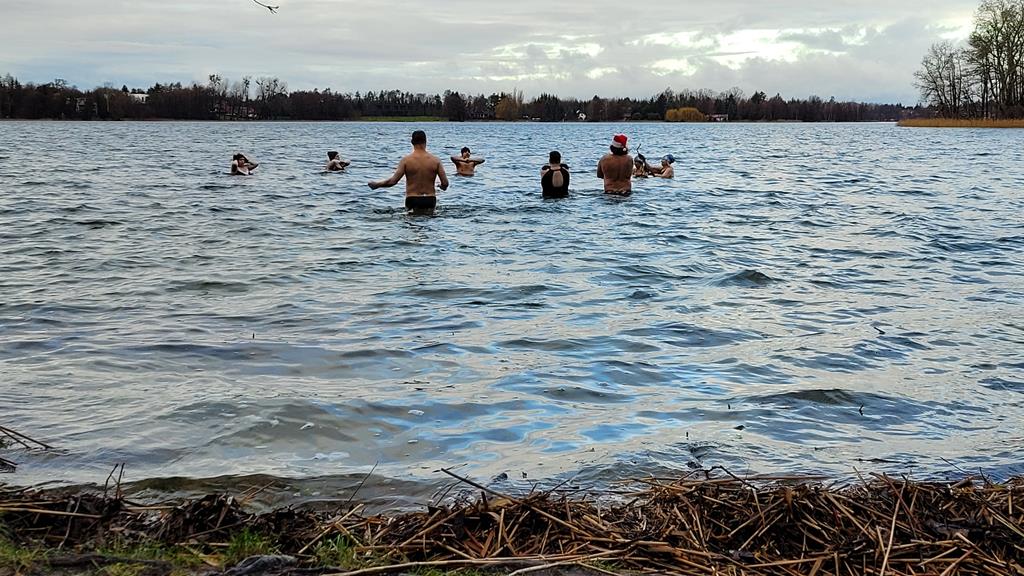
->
xmin=2 ymin=469 xmax=1023 ymax=574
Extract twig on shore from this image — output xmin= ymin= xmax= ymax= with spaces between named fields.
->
xmin=103 ymin=463 xmax=126 ymax=499
xmin=440 ymin=468 xmax=590 ymax=537
xmin=345 ymin=461 xmax=378 ymax=507
xmin=879 ymin=481 xmax=905 ymax=575
xmin=239 ymin=479 xmax=280 ymax=506
xmin=297 ymin=505 xmax=364 ymax=555
xmin=0 ymin=506 xmax=103 ymax=519
xmin=322 ymin=554 xmax=604 ymax=576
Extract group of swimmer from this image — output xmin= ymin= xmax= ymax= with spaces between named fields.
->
xmin=231 ymin=130 xmax=676 ymax=211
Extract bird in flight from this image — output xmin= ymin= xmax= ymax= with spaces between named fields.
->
xmin=253 ymin=0 xmax=280 ymax=13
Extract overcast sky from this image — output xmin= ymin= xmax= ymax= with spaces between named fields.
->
xmin=0 ymin=0 xmax=979 ymax=103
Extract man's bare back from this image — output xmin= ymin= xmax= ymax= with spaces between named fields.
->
xmin=597 ymin=153 xmax=634 ymax=195
xmin=368 ymin=132 xmax=449 ymax=198
xmin=398 ymin=149 xmax=448 ymax=196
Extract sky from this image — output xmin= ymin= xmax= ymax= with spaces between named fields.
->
xmin=0 ymin=0 xmax=980 ymax=103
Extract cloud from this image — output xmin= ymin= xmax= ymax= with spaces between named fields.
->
xmin=0 ymin=0 xmax=979 ymax=102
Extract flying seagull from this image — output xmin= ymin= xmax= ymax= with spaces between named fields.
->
xmin=253 ymin=0 xmax=279 ymax=13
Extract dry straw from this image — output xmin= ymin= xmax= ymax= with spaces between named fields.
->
xmin=2 ymin=469 xmax=1024 ymax=575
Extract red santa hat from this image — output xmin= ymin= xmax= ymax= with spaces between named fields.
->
xmin=611 ymin=134 xmax=628 ymax=150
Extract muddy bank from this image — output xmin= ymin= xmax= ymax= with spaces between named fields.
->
xmin=3 ymin=469 xmax=1024 ymax=576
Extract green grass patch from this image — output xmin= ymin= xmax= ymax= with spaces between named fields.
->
xmin=99 ymin=540 xmax=201 ymax=566
xmin=101 ymin=563 xmax=146 ymax=576
xmin=313 ymin=535 xmax=359 ymax=569
xmin=0 ymin=532 xmax=46 ymax=575
xmin=223 ymin=529 xmax=277 ymax=567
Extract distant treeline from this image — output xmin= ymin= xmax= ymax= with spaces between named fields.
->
xmin=915 ymin=0 xmax=1024 ymax=118
xmin=0 ymin=73 xmax=911 ymax=122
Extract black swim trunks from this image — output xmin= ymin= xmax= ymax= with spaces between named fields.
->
xmin=405 ymin=196 xmax=437 ymax=211
xmin=605 ymin=189 xmax=632 ymax=197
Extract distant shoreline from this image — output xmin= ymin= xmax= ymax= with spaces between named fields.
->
xmin=0 ymin=117 xmax=899 ymax=124
xmin=898 ymin=118 xmax=1024 ymax=128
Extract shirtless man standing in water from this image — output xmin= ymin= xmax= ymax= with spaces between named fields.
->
xmin=451 ymin=147 xmax=485 ymax=176
xmin=368 ymin=130 xmax=449 ymax=211
xmin=597 ymin=134 xmax=633 ymax=195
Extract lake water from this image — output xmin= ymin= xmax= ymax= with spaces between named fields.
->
xmin=2 ymin=121 xmax=1023 ymax=503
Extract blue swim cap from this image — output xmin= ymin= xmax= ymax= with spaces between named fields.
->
xmin=663 ymin=154 xmax=676 ymax=164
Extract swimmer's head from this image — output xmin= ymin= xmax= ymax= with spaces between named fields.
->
xmin=461 ymin=147 xmax=471 ymax=157
xmin=549 ymin=151 xmax=561 ymax=164
xmin=662 ymin=154 xmax=675 ymax=166
xmin=327 ymin=151 xmax=339 ymax=160
xmin=610 ymin=134 xmax=628 ymax=155
xmin=411 ymin=130 xmax=427 ymax=146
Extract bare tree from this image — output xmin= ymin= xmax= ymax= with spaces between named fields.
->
xmin=969 ymin=0 xmax=1024 ymax=116
xmin=914 ymin=41 xmax=975 ymax=117
xmin=255 ymin=76 xmax=286 ymax=101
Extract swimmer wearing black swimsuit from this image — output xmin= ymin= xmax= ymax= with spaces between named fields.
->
xmin=541 ymin=151 xmax=570 ymax=198
xmin=542 ymin=165 xmax=570 ymax=198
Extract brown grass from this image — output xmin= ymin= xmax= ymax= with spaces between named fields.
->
xmin=3 ymin=471 xmax=1024 ymax=575
xmin=898 ymin=118 xmax=1024 ymax=128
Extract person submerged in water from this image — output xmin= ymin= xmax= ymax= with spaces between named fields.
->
xmin=450 ymin=147 xmax=485 ymax=176
xmin=368 ymin=130 xmax=449 ymax=212
xmin=597 ymin=134 xmax=633 ymax=196
xmin=541 ymin=151 xmax=570 ymax=198
xmin=325 ymin=151 xmax=350 ymax=172
xmin=231 ymin=153 xmax=258 ymax=176
xmin=648 ymin=154 xmax=675 ymax=178
xmin=633 ymin=157 xmax=651 ymax=178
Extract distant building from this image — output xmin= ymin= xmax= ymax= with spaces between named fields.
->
xmin=130 ymin=93 xmax=149 ymax=104
xmin=215 ymin=102 xmax=258 ymax=120
xmin=73 ymin=97 xmax=98 ymax=117
xmin=709 ymin=114 xmax=728 ymax=122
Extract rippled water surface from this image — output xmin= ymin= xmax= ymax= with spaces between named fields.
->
xmin=2 ymin=121 xmax=1023 ymax=499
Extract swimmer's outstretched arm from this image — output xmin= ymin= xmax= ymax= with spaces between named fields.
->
xmin=368 ymin=159 xmax=406 ymax=190
xmin=438 ymin=161 xmax=450 ymax=191
xmin=472 ymin=158 xmax=485 ymax=165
